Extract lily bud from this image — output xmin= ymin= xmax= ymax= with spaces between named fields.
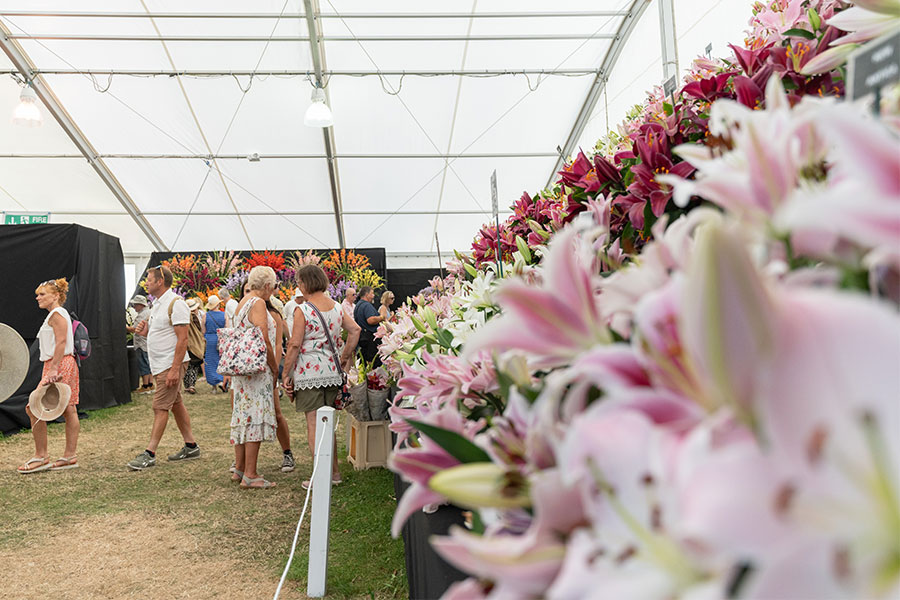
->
xmin=429 ymin=462 xmax=531 ymax=510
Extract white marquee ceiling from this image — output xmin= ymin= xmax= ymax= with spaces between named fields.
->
xmin=0 ymin=0 xmax=749 ymax=256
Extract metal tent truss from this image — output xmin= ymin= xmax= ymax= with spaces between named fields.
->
xmin=0 ymin=1 xmax=676 ymax=255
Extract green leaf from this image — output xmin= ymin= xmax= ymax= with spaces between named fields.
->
xmin=463 ymin=262 xmax=478 ymax=278
xmin=435 ymin=328 xmax=454 ymax=349
xmin=405 ymin=419 xmax=491 ymax=463
xmin=409 ymin=313 xmax=427 ymax=334
xmin=470 ymin=510 xmax=486 ymax=534
xmin=422 ymin=307 xmax=439 ymax=331
xmin=642 ymin=200 xmax=658 ymax=239
xmin=807 ymin=8 xmax=821 ymax=31
xmin=515 ymin=236 xmax=532 ymax=263
xmin=781 ymin=77 xmax=799 ymax=91
xmin=783 ymin=28 xmax=815 ymax=40
xmin=662 ymin=102 xmax=674 ymax=116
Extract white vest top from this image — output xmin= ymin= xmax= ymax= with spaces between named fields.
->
xmin=38 ymin=306 xmax=74 ymax=361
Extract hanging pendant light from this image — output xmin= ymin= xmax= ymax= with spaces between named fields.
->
xmin=12 ymin=85 xmax=42 ymax=127
xmin=304 ymin=86 xmax=333 ymax=128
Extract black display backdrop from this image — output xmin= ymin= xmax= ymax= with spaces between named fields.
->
xmin=385 ymin=268 xmax=442 ymax=306
xmin=0 ymin=224 xmax=130 ymax=434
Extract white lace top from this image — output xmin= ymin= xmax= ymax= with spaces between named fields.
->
xmin=292 ymin=302 xmax=343 ymax=389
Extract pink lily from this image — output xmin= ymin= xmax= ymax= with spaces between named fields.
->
xmin=389 ymin=407 xmax=485 ymax=537
xmin=463 ymin=226 xmax=610 ymax=368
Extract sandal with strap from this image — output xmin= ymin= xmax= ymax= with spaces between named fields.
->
xmin=240 ymin=475 xmax=276 ymax=489
xmin=18 ymin=457 xmax=51 ymax=474
xmin=231 ymin=469 xmax=244 ymax=482
xmin=50 ymin=456 xmax=79 ymax=471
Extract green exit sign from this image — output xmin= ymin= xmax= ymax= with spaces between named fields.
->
xmin=3 ymin=212 xmax=50 ymax=224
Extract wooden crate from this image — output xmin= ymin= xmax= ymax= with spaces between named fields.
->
xmin=347 ymin=416 xmax=392 ymax=470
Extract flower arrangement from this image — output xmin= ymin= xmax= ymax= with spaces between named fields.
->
xmin=322 ymin=248 xmax=371 ymax=281
xmin=286 ymin=249 xmax=322 ymax=271
xmin=204 ymin=250 xmax=242 ymax=281
xmin=384 ymin=2 xmax=900 ymax=598
xmin=366 ymin=367 xmax=389 ymax=391
xmin=140 ymin=249 xmax=385 ymax=308
xmin=245 ymin=250 xmax=285 ymax=271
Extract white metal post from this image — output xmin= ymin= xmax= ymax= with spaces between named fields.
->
xmin=307 ymin=406 xmax=335 ymax=598
xmin=658 ymin=0 xmax=679 ymax=82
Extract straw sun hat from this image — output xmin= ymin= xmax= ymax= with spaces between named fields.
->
xmin=186 ymin=298 xmax=202 ymax=312
xmin=28 ymin=382 xmax=71 ymax=422
xmin=0 ymin=323 xmax=29 ymax=403
xmin=205 ymin=295 xmax=221 ymax=311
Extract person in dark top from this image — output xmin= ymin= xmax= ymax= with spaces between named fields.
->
xmin=353 ymin=285 xmax=384 ymax=367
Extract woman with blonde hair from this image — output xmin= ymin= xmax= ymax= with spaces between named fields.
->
xmin=230 ymin=266 xmax=279 ymax=489
xmin=283 ymin=264 xmax=361 ymax=488
xmin=18 ymin=278 xmax=80 ymax=473
xmin=378 ymin=290 xmax=395 ymax=324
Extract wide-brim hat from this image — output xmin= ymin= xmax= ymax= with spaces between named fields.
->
xmin=205 ymin=295 xmax=221 ymax=311
xmin=0 ymin=323 xmax=29 ymax=403
xmin=28 ymin=382 xmax=71 ymax=422
xmin=129 ymin=294 xmax=148 ymax=307
xmin=186 ymin=298 xmax=202 ymax=312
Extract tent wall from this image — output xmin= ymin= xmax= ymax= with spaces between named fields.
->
xmin=0 ymin=223 xmax=130 ymax=434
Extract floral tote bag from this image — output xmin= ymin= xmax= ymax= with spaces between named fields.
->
xmin=217 ymin=298 xmax=267 ymax=376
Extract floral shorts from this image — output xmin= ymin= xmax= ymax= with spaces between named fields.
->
xmin=41 ymin=355 xmax=79 ymax=406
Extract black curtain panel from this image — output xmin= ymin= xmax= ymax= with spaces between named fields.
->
xmin=384 ymin=268 xmax=443 ymax=306
xmin=0 ymin=224 xmax=130 ymax=435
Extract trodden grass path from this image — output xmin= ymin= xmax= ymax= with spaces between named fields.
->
xmin=0 ymin=382 xmax=406 ymax=600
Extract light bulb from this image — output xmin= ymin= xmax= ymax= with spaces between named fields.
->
xmin=304 ymin=87 xmax=333 ymax=127
xmin=13 ymin=86 xmax=42 ymax=127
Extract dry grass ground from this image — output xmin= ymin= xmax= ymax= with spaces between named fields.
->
xmin=0 ymin=383 xmax=406 ymax=600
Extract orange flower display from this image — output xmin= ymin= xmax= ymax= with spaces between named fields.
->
xmin=245 ymin=250 xmax=285 ymax=271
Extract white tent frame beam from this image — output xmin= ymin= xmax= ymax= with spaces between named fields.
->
xmin=0 ymin=22 xmax=168 ymax=251
xmin=7 ymin=33 xmax=617 ymax=42
xmin=0 ymin=11 xmax=631 ymax=20
xmin=52 ymin=209 xmax=509 ymax=216
xmin=304 ymin=0 xmax=345 ymax=248
xmin=547 ymin=0 xmax=652 ymax=185
xmin=0 ymin=152 xmax=558 ymax=159
xmin=17 ymin=68 xmax=603 ymax=76
xmin=658 ymin=0 xmax=679 ymax=81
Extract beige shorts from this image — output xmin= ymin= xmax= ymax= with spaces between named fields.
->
xmin=152 ymin=365 xmax=186 ymax=411
xmin=293 ymin=386 xmax=339 ymax=413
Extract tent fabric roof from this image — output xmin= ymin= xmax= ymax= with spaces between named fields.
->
xmin=0 ymin=0 xmax=749 ymax=256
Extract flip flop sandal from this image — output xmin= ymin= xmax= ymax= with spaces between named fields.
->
xmin=240 ymin=475 xmax=276 ymax=489
xmin=50 ymin=456 xmax=79 ymax=471
xmin=18 ymin=457 xmax=51 ymax=474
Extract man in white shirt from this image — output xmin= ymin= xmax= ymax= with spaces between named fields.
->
xmin=219 ymin=287 xmax=239 ymax=327
xmin=128 ymin=265 xmax=200 ymax=471
xmin=283 ymin=287 xmax=304 ymax=337
xmin=341 ymin=287 xmax=357 ymax=321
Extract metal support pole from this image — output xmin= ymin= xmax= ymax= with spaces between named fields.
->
xmin=304 ymin=0 xmax=345 ymax=248
xmin=658 ymin=0 xmax=679 ymax=83
xmin=307 ymin=406 xmax=336 ymax=598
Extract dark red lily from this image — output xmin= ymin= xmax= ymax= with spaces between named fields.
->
xmin=729 ymin=42 xmax=774 ymax=77
xmin=681 ymin=71 xmax=737 ymax=102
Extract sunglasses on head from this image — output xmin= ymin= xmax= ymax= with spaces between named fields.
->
xmin=40 ymin=280 xmax=58 ymax=288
